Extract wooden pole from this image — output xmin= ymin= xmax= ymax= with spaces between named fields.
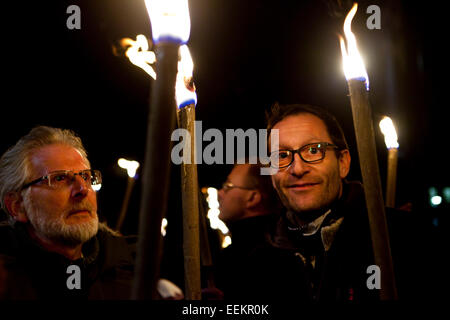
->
xmin=198 ymin=189 xmax=215 ymax=289
xmin=176 ymin=104 xmax=201 ymax=300
xmin=385 ymin=148 xmax=398 ymax=208
xmin=132 ymin=42 xmax=179 ymax=300
xmin=347 ymin=79 xmax=398 ymax=300
xmin=115 ymin=177 xmax=135 ymax=232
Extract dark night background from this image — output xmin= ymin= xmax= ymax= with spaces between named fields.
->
xmin=1 ymin=0 xmax=448 ymax=290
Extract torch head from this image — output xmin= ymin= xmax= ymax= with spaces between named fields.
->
xmin=176 ymin=45 xmax=197 ymax=108
xmin=379 ymin=116 xmax=399 ymax=149
xmin=339 ymin=3 xmax=369 ymax=90
xmin=145 ymin=0 xmax=191 ymax=45
xmin=117 ymin=35 xmax=157 ymax=79
xmin=118 ymin=158 xmax=140 ymax=178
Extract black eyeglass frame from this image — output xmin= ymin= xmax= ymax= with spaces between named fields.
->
xmin=270 ymin=142 xmax=340 ymax=169
xmin=21 ymin=169 xmax=102 ymax=190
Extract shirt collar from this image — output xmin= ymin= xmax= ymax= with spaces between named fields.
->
xmin=286 ymin=209 xmax=332 ymax=236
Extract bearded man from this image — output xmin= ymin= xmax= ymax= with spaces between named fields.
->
xmin=0 ymin=126 xmax=135 ymax=299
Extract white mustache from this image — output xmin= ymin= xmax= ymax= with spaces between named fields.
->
xmin=65 ymin=202 xmax=96 ymax=216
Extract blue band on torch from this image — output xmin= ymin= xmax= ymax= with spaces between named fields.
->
xmin=153 ymin=35 xmax=187 ymax=45
xmin=178 ymin=99 xmax=196 ymax=109
xmin=349 ymin=76 xmax=369 ymax=91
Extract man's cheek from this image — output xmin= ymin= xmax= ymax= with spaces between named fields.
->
xmin=271 ymin=175 xmax=277 ymax=190
xmin=88 ymin=194 xmax=98 ymax=208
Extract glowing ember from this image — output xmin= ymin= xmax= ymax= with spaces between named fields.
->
xmin=339 ymin=3 xmax=369 ymax=90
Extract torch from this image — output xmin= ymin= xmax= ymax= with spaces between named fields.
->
xmin=115 ymin=158 xmax=140 ymax=232
xmin=339 ymin=3 xmax=398 ymax=299
xmin=379 ymin=117 xmax=399 ymax=208
xmin=175 ymin=44 xmax=201 ymax=300
xmin=132 ymin=0 xmax=192 ymax=300
xmin=116 ymin=34 xmax=157 ymax=80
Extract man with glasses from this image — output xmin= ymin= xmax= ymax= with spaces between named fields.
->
xmin=214 ymin=162 xmax=281 ymax=299
xmin=264 ymin=103 xmax=424 ymax=301
xmin=218 ymin=163 xmax=279 ymax=224
xmin=0 ymin=126 xmax=135 ymax=299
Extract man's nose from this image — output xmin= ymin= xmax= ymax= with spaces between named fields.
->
xmin=289 ymin=153 xmax=310 ymax=177
xmin=70 ymin=176 xmax=89 ymax=199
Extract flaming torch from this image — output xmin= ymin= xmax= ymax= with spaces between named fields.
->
xmin=339 ymin=3 xmax=397 ymax=299
xmin=133 ymin=0 xmax=192 ymax=300
xmin=379 ymin=117 xmax=399 ymax=208
xmin=115 ymin=158 xmax=140 ymax=232
xmin=175 ymin=44 xmax=201 ymax=300
xmin=118 ymin=35 xmax=157 ymax=79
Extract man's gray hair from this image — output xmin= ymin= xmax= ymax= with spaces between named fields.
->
xmin=0 ymin=126 xmax=90 ymax=213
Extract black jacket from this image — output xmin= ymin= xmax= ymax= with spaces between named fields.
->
xmin=215 ymin=215 xmax=276 ymax=299
xmin=214 ymin=214 xmax=313 ymax=301
xmin=0 ymin=221 xmax=136 ymax=300
xmin=265 ymin=180 xmax=434 ymax=301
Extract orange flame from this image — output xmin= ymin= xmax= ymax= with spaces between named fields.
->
xmin=339 ymin=3 xmax=369 ymax=89
xmin=379 ymin=116 xmax=399 ymax=149
xmin=121 ymin=34 xmax=157 ymax=79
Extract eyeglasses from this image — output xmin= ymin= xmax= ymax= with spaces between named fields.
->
xmin=270 ymin=142 xmax=339 ymax=169
xmin=21 ymin=169 xmax=102 ymax=190
xmin=221 ymin=181 xmax=255 ymax=192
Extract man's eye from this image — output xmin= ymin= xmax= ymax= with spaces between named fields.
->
xmin=80 ymin=173 xmax=90 ymax=181
xmin=54 ymin=174 xmax=67 ymax=182
xmin=308 ymin=147 xmax=319 ymax=154
xmin=278 ymin=152 xmax=290 ymax=159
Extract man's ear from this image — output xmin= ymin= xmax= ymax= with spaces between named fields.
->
xmin=4 ymin=192 xmax=28 ymax=223
xmin=338 ymin=149 xmax=351 ymax=179
xmin=245 ymin=190 xmax=262 ymax=210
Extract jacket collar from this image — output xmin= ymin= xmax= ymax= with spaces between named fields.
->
xmin=12 ymin=221 xmax=100 ymax=266
xmin=268 ymin=180 xmax=365 ymax=252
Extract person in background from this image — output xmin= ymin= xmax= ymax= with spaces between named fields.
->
xmin=215 ymin=162 xmax=281 ymax=299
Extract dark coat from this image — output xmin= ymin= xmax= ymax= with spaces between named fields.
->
xmin=264 ymin=180 xmax=435 ymax=301
xmin=0 ymin=221 xmax=136 ymax=300
xmin=214 ymin=214 xmax=312 ymax=301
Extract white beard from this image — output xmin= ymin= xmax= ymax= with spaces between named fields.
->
xmin=23 ymin=193 xmax=99 ymax=247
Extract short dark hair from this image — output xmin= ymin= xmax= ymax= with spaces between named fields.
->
xmin=266 ymin=102 xmax=349 ymax=151
xmin=238 ymin=162 xmax=281 ymax=214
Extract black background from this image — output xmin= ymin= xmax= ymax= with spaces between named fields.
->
xmin=1 ymin=0 xmax=448 ymax=290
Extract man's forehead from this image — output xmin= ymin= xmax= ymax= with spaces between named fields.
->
xmin=271 ymin=113 xmax=331 ymax=148
xmin=29 ymin=144 xmax=88 ymax=175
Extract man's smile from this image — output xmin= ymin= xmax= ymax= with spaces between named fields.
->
xmin=286 ymin=181 xmax=320 ymax=191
